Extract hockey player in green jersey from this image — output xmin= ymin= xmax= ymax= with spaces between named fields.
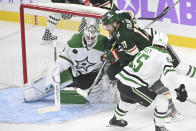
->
xmin=101 ymin=10 xmax=196 ymax=122
xmin=42 ymin=0 xmax=118 ymax=44
xmin=108 ymin=32 xmax=188 ymax=131
xmin=23 ymin=19 xmax=116 ymax=103
xmin=102 ymin=10 xmax=196 ymax=79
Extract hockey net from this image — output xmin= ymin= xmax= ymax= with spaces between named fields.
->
xmin=20 ymin=3 xmax=109 ymax=84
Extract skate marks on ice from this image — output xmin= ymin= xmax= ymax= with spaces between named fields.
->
xmin=0 ymin=87 xmax=115 ymax=124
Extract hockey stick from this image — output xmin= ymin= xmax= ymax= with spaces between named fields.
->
xmin=38 ymin=40 xmax=61 ymax=114
xmin=138 ymin=7 xmax=169 ymax=21
xmin=76 ymin=42 xmax=116 ymax=97
xmin=187 ymin=98 xmax=196 ymax=105
xmin=140 ymin=0 xmax=182 ymax=29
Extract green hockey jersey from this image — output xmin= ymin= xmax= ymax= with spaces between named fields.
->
xmin=57 ymin=33 xmax=108 ymax=77
xmin=113 ymin=10 xmax=153 ymax=57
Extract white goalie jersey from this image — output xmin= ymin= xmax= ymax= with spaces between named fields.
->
xmin=116 ymin=46 xmax=175 ymax=88
xmin=56 ymin=33 xmax=108 ymax=76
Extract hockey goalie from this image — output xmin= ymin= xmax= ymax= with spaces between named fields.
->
xmin=22 ymin=18 xmax=118 ymax=104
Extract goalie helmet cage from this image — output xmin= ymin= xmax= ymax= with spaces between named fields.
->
xmin=20 ymin=3 xmax=108 ymax=84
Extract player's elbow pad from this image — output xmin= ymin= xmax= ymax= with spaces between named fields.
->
xmin=175 ymin=62 xmax=196 ymax=78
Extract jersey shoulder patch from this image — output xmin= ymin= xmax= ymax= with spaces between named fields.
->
xmin=67 ymin=33 xmax=83 ymax=48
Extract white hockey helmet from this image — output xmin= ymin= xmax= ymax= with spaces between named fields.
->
xmin=152 ymin=32 xmax=168 ymax=48
xmin=84 ymin=18 xmax=100 ymax=48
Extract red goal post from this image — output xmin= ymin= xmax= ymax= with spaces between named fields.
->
xmin=20 ymin=3 xmax=109 ymax=84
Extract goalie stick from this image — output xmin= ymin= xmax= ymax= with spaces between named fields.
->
xmin=139 ymin=0 xmax=182 ymax=29
xmin=38 ymin=40 xmax=61 ymax=114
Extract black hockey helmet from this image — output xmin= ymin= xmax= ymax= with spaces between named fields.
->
xmin=89 ymin=0 xmax=109 ymax=6
xmin=102 ymin=10 xmax=120 ymax=26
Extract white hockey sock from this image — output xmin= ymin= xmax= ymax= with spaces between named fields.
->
xmin=154 ymin=95 xmax=169 ymax=126
xmin=114 ymin=100 xmax=130 ymax=120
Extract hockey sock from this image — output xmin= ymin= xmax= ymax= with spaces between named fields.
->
xmin=114 ymin=100 xmax=130 ymax=120
xmin=154 ymin=95 xmax=168 ymax=127
xmin=154 ymin=108 xmax=167 ymax=127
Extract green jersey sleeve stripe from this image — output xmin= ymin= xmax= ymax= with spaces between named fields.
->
xmin=59 ymin=55 xmax=73 ymax=65
xmin=191 ymin=67 xmax=196 ymax=78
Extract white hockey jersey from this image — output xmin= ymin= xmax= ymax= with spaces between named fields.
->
xmin=115 ymin=46 xmax=175 ymax=88
xmin=56 ymin=33 xmax=108 ymax=77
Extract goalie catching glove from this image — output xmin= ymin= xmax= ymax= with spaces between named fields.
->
xmin=102 ymin=49 xmax=120 ymax=64
xmin=175 ymin=84 xmax=188 ymax=102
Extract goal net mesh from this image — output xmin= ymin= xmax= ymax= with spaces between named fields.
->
xmin=20 ymin=3 xmax=108 ymax=84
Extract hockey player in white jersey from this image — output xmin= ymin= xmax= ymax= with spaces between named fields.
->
xmin=23 ymin=19 xmax=116 ymax=104
xmin=108 ymin=32 xmax=188 ymax=131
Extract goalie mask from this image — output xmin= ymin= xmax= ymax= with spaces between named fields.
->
xmin=83 ymin=19 xmax=100 ymax=48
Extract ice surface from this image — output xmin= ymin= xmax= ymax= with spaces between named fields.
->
xmin=0 ymin=20 xmax=196 ymax=131
xmin=0 ymin=87 xmax=115 ymax=124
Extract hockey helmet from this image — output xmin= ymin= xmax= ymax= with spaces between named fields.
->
xmin=101 ymin=10 xmax=120 ymax=26
xmin=152 ymin=32 xmax=168 ymax=48
xmin=89 ymin=0 xmax=109 ymax=6
xmin=84 ymin=18 xmax=100 ymax=48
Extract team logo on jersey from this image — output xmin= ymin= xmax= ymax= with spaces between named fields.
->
xmin=75 ymin=57 xmax=96 ymax=72
xmin=73 ymin=49 xmax=78 ymax=54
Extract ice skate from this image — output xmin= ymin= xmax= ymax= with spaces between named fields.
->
xmin=109 ymin=115 xmax=128 ymax=127
xmin=165 ymin=109 xmax=183 ymax=123
xmin=155 ymin=125 xmax=169 ymax=131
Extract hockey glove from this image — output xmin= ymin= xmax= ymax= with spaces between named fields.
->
xmin=175 ymin=84 xmax=188 ymax=102
xmin=102 ymin=49 xmax=120 ymax=64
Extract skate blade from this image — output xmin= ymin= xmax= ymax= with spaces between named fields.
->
xmin=106 ymin=124 xmax=124 ymax=127
xmin=165 ymin=115 xmax=184 ymax=123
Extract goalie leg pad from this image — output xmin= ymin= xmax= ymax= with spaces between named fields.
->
xmin=23 ymin=76 xmax=73 ymax=102
xmin=23 ymin=76 xmax=51 ymax=102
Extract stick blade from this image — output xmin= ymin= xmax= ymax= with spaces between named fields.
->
xmin=76 ymin=88 xmax=88 ymax=97
xmin=38 ymin=106 xmax=60 ymax=114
